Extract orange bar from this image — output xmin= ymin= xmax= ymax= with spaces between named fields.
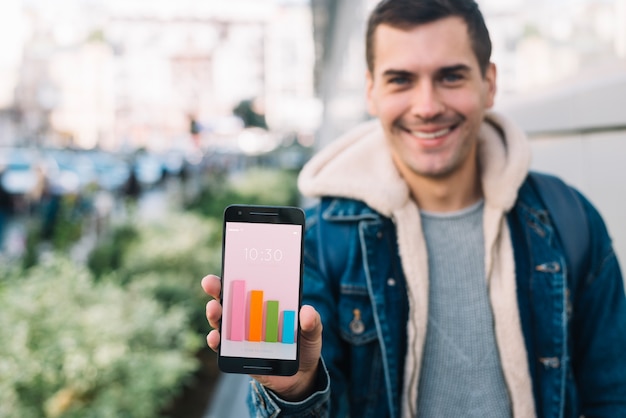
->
xmin=248 ymin=290 xmax=264 ymax=342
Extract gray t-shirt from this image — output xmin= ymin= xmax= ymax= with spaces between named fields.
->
xmin=416 ymin=200 xmax=511 ymax=417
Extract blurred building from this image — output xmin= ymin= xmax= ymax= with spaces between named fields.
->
xmin=48 ymin=42 xmax=116 ymax=149
xmin=0 ymin=0 xmax=27 ymax=146
xmin=13 ymin=29 xmax=59 ymax=146
xmin=0 ymin=0 xmax=316 ymax=151
xmin=309 ymin=0 xmax=377 ymax=148
xmin=482 ymin=0 xmax=626 ymax=100
xmin=0 ymin=0 xmax=25 ymax=109
xmin=264 ymin=4 xmax=320 ymax=135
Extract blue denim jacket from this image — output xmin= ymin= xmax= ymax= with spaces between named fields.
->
xmin=249 ymin=176 xmax=626 ymax=417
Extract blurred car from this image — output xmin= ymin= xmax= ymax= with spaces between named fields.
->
xmin=133 ymin=153 xmax=163 ymax=187
xmin=43 ymin=149 xmax=99 ymax=196
xmin=160 ymin=150 xmax=185 ymax=177
xmin=0 ymin=147 xmax=45 ymax=212
xmin=84 ymin=151 xmax=131 ymax=192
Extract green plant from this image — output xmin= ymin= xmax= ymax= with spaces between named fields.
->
xmin=21 ymin=195 xmax=90 ymax=269
xmin=0 ymin=256 xmax=201 ymax=418
xmin=88 ymin=212 xmax=221 ymax=334
xmin=87 ymin=224 xmax=139 ymax=279
xmin=187 ymin=167 xmax=300 ymax=219
xmin=83 ymin=209 xmax=224 ymax=416
xmin=123 ymin=213 xmax=222 ymax=332
xmin=50 ymin=198 xmax=84 ymax=251
xmin=22 ymin=220 xmax=42 ymax=269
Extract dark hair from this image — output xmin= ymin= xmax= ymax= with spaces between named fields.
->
xmin=365 ymin=0 xmax=492 ymax=76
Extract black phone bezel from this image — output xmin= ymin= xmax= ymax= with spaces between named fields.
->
xmin=217 ymin=204 xmax=305 ymax=376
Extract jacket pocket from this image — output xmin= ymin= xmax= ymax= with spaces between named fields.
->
xmin=338 ymin=284 xmax=378 ymax=345
xmin=337 ymin=284 xmax=386 ymax=415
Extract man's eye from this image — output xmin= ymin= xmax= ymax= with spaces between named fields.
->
xmin=441 ymin=73 xmax=463 ymax=83
xmin=389 ymin=76 xmax=410 ymax=85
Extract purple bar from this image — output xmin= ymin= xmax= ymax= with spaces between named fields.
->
xmin=230 ymin=280 xmax=245 ymax=341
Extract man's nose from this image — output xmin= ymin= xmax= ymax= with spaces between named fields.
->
xmin=410 ymin=81 xmax=445 ymax=121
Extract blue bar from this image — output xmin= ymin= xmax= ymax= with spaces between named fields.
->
xmin=282 ymin=310 xmax=296 ymax=344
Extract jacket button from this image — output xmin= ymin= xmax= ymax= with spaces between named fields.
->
xmin=538 ymin=357 xmax=560 ymax=369
xmin=535 ymin=262 xmax=561 ymax=273
xmin=350 ymin=309 xmax=365 ymax=335
xmin=387 ymin=278 xmax=396 ymax=286
xmin=376 ymin=231 xmax=383 ymax=239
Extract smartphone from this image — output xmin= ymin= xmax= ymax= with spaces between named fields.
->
xmin=218 ymin=204 xmax=305 ymax=376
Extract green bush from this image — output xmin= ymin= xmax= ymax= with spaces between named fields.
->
xmin=120 ymin=212 xmax=220 ymax=281
xmin=188 ymin=167 xmax=300 ymax=219
xmin=0 ymin=257 xmax=201 ymax=418
xmin=121 ymin=213 xmax=222 ymax=333
xmin=88 ymin=212 xmax=221 ymax=334
xmin=87 ymin=224 xmax=139 ymax=279
xmin=20 ymin=196 xmax=90 ymax=269
xmin=228 ymin=167 xmax=299 ymax=206
xmin=0 ymin=167 xmax=301 ymax=417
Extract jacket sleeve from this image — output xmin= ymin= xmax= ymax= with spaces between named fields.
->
xmin=571 ymin=191 xmax=626 ymax=415
xmin=246 ymin=359 xmax=330 ymax=417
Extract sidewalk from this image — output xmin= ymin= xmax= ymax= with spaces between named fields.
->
xmin=204 ymin=373 xmax=250 ymax=418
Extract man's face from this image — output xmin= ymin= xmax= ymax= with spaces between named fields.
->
xmin=366 ymin=17 xmax=496 ymax=181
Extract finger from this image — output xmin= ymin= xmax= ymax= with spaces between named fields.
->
xmin=299 ymin=305 xmax=322 ymax=337
xmin=206 ymin=298 xmax=222 ymax=330
xmin=251 ymin=305 xmax=323 ymax=401
xmin=201 ymin=274 xmax=221 ymax=299
xmin=207 ymin=329 xmax=221 ymax=352
xmin=298 ymin=305 xmax=323 ymax=372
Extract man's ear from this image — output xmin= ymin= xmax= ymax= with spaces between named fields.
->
xmin=484 ymin=62 xmax=497 ymax=109
xmin=365 ymin=70 xmax=378 ymax=116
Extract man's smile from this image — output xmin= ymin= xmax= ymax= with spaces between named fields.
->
xmin=409 ymin=125 xmax=456 ymax=139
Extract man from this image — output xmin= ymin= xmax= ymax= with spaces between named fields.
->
xmin=203 ymin=0 xmax=626 ymax=416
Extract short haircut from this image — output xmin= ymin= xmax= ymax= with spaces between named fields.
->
xmin=365 ymin=0 xmax=492 ymax=76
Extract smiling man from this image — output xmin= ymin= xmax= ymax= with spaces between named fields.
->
xmin=202 ymin=0 xmax=626 ymax=416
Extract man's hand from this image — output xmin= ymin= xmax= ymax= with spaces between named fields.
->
xmin=201 ymin=274 xmax=323 ymax=402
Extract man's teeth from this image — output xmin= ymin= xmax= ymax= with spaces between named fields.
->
xmin=411 ymin=127 xmax=451 ymax=139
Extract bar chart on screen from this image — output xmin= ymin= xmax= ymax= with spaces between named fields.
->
xmin=228 ymin=280 xmax=296 ymax=345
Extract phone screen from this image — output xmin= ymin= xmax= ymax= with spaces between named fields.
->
xmin=218 ymin=205 xmax=304 ymax=375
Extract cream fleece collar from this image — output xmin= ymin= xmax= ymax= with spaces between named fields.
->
xmin=299 ymin=111 xmax=536 ymax=417
xmin=299 ymin=112 xmax=528 ymax=213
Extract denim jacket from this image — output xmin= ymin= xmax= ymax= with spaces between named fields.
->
xmin=248 ymin=175 xmax=626 ymax=417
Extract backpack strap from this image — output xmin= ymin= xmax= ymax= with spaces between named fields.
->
xmin=528 ymin=171 xmax=590 ymax=283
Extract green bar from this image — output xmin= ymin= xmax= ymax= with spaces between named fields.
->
xmin=265 ymin=301 xmax=279 ymax=342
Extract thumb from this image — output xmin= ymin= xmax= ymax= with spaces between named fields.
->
xmin=298 ymin=305 xmax=322 ymax=372
xmin=251 ymin=305 xmax=323 ymax=401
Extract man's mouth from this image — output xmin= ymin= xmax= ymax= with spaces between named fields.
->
xmin=410 ymin=126 xmax=454 ymax=139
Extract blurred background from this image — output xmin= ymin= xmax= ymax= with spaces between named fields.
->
xmin=0 ymin=0 xmax=624 ymax=417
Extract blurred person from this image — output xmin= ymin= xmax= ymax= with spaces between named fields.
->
xmin=123 ymin=162 xmax=141 ymax=202
xmin=0 ymin=166 xmax=12 ymax=250
xmin=202 ymin=0 xmax=626 ymax=416
xmin=92 ymin=188 xmax=114 ymax=238
xmin=189 ymin=113 xmax=204 ymax=148
xmin=30 ymin=161 xmax=47 ymax=214
xmin=233 ymin=97 xmax=268 ymax=130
